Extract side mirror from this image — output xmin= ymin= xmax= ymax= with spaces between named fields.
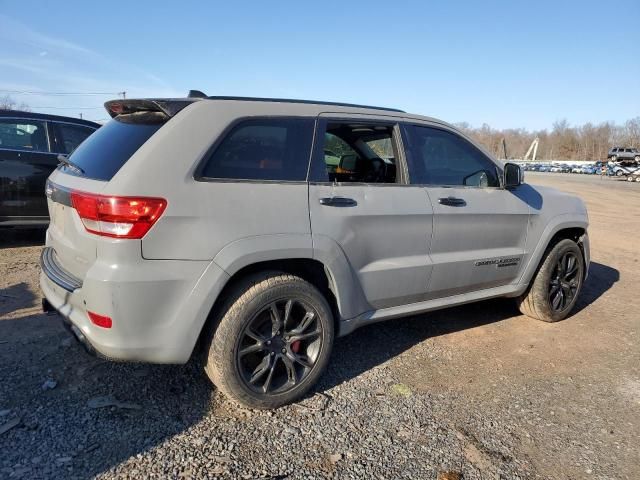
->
xmin=504 ymin=162 xmax=523 ymax=188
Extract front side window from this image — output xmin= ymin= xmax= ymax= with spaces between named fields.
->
xmin=0 ymin=118 xmax=49 ymax=152
xmin=56 ymin=123 xmax=96 ymax=154
xmin=404 ymin=125 xmax=499 ymax=187
xmin=201 ymin=118 xmax=314 ymax=181
xmin=311 ymin=121 xmax=398 ymax=184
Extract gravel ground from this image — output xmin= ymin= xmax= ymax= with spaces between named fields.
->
xmin=1 ymin=173 xmax=638 ymax=479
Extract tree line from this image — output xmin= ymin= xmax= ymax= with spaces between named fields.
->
xmin=456 ymin=117 xmax=640 ymax=162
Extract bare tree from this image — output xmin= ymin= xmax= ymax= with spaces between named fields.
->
xmin=0 ymin=95 xmax=31 ymax=112
xmin=457 ymin=117 xmax=640 ymax=161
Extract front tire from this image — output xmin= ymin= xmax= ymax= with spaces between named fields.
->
xmin=204 ymin=272 xmax=334 ymax=409
xmin=517 ymin=239 xmax=584 ymax=322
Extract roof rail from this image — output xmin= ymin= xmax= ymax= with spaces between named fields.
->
xmin=205 ymin=95 xmax=405 ymax=113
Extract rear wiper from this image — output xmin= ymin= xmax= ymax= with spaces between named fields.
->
xmin=57 ymin=154 xmax=85 ymax=175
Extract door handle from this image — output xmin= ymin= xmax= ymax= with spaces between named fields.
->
xmin=438 ymin=196 xmax=466 ymax=207
xmin=319 ymin=196 xmax=357 ymax=207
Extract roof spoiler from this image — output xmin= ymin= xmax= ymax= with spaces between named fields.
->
xmin=104 ymin=98 xmax=198 ymax=119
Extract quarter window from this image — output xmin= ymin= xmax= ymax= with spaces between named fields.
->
xmin=0 ymin=118 xmax=49 ymax=152
xmin=404 ymin=125 xmax=499 ymax=187
xmin=201 ymin=118 xmax=314 ymax=181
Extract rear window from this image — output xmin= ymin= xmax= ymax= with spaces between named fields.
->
xmin=200 ymin=118 xmax=314 ymax=181
xmin=63 ymin=119 xmax=162 ymax=180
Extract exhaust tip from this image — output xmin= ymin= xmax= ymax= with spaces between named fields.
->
xmin=42 ymin=298 xmax=55 ymax=313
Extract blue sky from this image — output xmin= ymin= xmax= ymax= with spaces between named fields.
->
xmin=1 ymin=0 xmax=638 ymax=129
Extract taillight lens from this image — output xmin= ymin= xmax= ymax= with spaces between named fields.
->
xmin=88 ymin=311 xmax=112 ymax=329
xmin=70 ymin=191 xmax=167 ymax=239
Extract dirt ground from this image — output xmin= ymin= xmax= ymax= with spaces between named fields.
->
xmin=0 ymin=172 xmax=638 ymax=479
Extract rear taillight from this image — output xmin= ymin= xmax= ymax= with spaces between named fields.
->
xmin=70 ymin=191 xmax=166 ymax=239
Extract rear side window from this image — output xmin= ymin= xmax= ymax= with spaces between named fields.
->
xmin=0 ymin=118 xmax=49 ymax=152
xmin=55 ymin=123 xmax=96 ymax=154
xmin=200 ymin=118 xmax=314 ymax=181
xmin=64 ymin=119 xmax=162 ymax=180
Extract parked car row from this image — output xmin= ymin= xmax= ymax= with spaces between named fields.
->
xmin=521 ymin=162 xmax=600 ymax=174
xmin=521 ymin=160 xmax=640 ymax=178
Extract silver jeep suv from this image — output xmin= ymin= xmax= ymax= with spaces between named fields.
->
xmin=40 ymin=94 xmax=590 ymax=408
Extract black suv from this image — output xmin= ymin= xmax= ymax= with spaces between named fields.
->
xmin=0 ymin=110 xmax=99 ymax=226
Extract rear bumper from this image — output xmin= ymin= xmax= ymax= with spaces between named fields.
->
xmin=40 ymin=248 xmax=228 ymax=364
xmin=40 ymin=247 xmax=82 ymax=292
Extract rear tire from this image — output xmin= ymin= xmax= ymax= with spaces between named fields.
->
xmin=517 ymin=239 xmax=584 ymax=322
xmin=204 ymin=272 xmax=334 ymax=409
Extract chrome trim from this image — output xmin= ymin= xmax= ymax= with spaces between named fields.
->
xmin=0 ymin=146 xmax=58 ymax=155
xmin=40 ymin=247 xmax=82 ymax=292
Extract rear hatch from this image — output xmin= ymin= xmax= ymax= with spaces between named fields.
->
xmin=45 ymin=100 xmax=185 ymax=280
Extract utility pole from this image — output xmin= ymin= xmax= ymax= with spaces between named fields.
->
xmin=79 ymin=112 xmax=83 ymax=119
xmin=119 ymin=91 xmax=126 ymax=99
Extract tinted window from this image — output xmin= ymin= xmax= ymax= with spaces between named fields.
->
xmin=201 ymin=118 xmax=314 ymax=181
xmin=56 ymin=124 xmax=96 ymax=154
xmin=405 ymin=125 xmax=499 ymax=187
xmin=0 ymin=118 xmax=49 ymax=152
xmin=64 ymin=119 xmax=161 ymax=180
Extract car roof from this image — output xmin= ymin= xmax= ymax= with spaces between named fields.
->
xmin=0 ymin=109 xmax=101 ymax=128
xmin=104 ymin=95 xmax=453 ymax=129
xmin=204 ymin=95 xmax=406 ymax=113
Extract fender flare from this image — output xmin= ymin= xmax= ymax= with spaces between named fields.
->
xmin=517 ymin=213 xmax=589 ymax=289
xmin=212 ymin=233 xmax=370 ymax=320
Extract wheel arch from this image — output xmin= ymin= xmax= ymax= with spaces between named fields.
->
xmin=518 ymin=216 xmax=589 ymax=291
xmin=193 ymin=257 xmax=340 ymax=357
xmin=183 ymin=233 xmax=371 ymax=361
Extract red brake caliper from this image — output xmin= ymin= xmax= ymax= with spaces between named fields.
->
xmin=290 ymin=340 xmax=301 ymax=353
